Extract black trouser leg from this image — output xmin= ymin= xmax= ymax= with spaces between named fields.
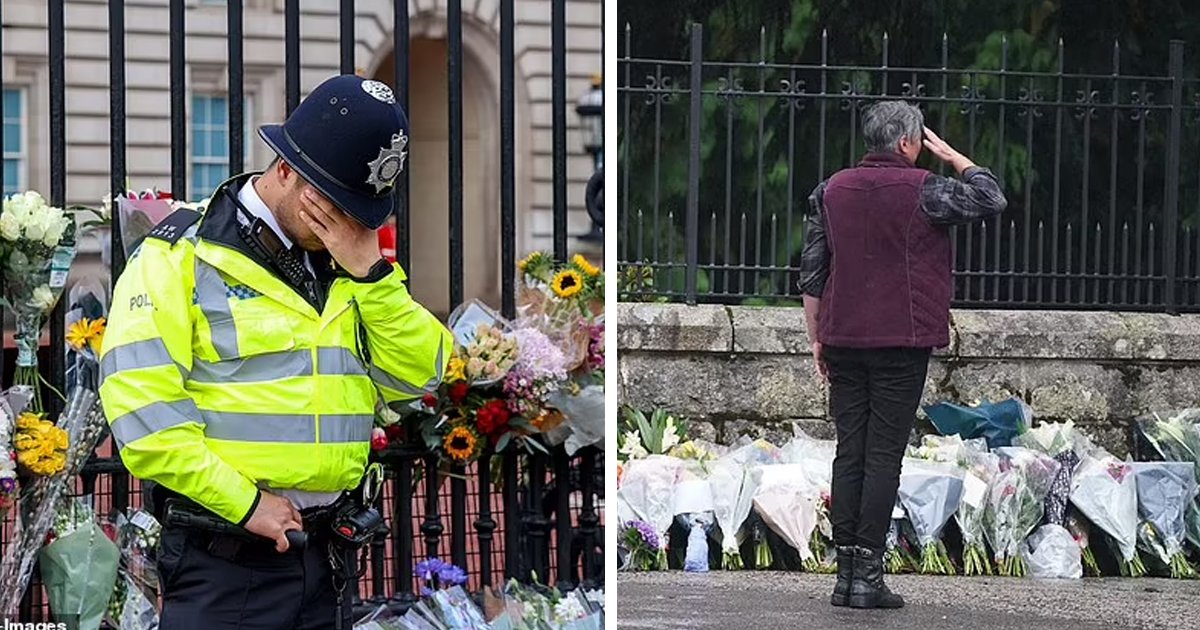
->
xmin=855 ymin=347 xmax=931 ymax=550
xmin=158 ymin=528 xmax=336 ymax=630
xmin=826 ymin=346 xmax=872 ymax=548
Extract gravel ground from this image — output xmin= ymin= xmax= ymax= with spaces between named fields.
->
xmin=616 ymin=571 xmax=1198 ymax=629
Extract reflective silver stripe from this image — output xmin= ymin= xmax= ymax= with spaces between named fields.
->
xmin=198 ymin=410 xmax=373 ymax=443
xmin=201 ymin=410 xmax=316 ymax=442
xmin=110 ymin=399 xmax=202 ymax=447
xmin=318 ymin=414 xmax=374 ymax=443
xmin=195 ymin=260 xmax=239 ymax=360
xmin=190 ymin=350 xmax=313 ymax=383
xmin=316 ymin=347 xmax=368 ymax=377
xmin=367 ymin=336 xmax=446 ymax=396
xmin=100 ymin=338 xmax=190 ymax=382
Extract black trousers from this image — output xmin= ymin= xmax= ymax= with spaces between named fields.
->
xmin=824 ymin=345 xmax=931 ymax=551
xmin=157 ymin=527 xmax=341 ymax=630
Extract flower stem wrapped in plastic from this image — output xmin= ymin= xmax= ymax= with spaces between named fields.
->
xmin=897 ymin=458 xmax=965 ymax=575
xmin=984 ymin=447 xmax=1061 ymax=577
xmin=40 ymin=499 xmax=121 ymax=630
xmin=1136 ymin=410 xmax=1200 ymax=552
xmin=751 ymin=463 xmax=819 ymax=567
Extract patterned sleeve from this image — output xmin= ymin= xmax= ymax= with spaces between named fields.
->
xmin=921 ymin=166 xmax=1008 ymax=226
xmin=797 ymin=180 xmax=830 ymax=297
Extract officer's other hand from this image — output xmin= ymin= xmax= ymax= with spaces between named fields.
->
xmin=245 ymin=491 xmax=304 ymax=553
xmin=299 ymin=188 xmax=382 ymax=278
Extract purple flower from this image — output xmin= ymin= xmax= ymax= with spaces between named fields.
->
xmin=420 ymin=586 xmax=433 ymax=597
xmin=414 ymin=558 xmax=447 ymax=582
xmin=437 ymin=563 xmax=468 ymax=586
xmin=625 ymin=520 xmax=662 ymax=551
xmin=0 ymin=478 xmax=15 ymax=493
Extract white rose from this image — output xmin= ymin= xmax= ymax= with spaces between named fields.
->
xmin=22 ymin=215 xmax=45 ymax=242
xmin=0 ymin=214 xmax=21 ymax=241
xmin=29 ymin=285 xmax=55 ymax=313
xmin=40 ymin=214 xmax=68 ymax=247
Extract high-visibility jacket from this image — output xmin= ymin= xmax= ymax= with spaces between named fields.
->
xmin=99 ymin=178 xmax=451 ymax=524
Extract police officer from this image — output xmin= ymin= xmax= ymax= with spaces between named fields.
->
xmin=99 ymin=74 xmax=451 ymax=630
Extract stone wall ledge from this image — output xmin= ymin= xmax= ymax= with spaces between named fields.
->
xmin=618 ymin=303 xmax=1200 ymax=363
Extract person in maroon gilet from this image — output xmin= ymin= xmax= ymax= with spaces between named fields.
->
xmin=798 ymin=100 xmax=1007 ymax=610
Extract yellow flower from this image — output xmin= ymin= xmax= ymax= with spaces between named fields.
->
xmin=67 ymin=318 xmax=93 ymax=350
xmin=16 ymin=412 xmax=41 ymax=430
xmin=551 ymin=270 xmax=584 ymax=299
xmin=446 ymin=357 xmax=466 ymax=383
xmin=443 ymin=426 xmax=480 ymax=462
xmin=573 ymin=254 xmax=600 ymax=277
xmin=517 ymin=252 xmax=538 ymax=273
xmin=52 ymin=426 xmax=68 ymax=450
xmin=88 ymin=318 xmax=106 ymax=354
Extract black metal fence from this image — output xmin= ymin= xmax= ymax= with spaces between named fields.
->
xmin=618 ymin=24 xmax=1200 ymax=312
xmin=0 ymin=0 xmax=602 ymax=620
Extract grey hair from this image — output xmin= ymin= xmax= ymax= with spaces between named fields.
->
xmin=862 ymin=101 xmax=924 ymax=153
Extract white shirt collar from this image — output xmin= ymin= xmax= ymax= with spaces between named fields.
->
xmin=238 ymin=176 xmax=294 ymax=250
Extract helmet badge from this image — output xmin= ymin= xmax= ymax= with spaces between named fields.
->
xmin=366 ymin=131 xmax=408 ymax=193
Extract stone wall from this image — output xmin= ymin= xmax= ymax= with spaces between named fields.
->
xmin=617 ymin=303 xmax=1200 ymax=456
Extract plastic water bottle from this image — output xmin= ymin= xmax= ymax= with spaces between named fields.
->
xmin=683 ymin=522 xmax=709 ymax=572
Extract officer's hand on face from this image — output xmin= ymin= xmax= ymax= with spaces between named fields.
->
xmin=245 ymin=491 xmax=304 ymax=553
xmin=299 ymin=188 xmax=383 ymax=278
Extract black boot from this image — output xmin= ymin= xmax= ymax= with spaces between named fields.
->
xmin=849 ymin=547 xmax=904 ymax=609
xmin=830 ymin=546 xmax=854 ymax=607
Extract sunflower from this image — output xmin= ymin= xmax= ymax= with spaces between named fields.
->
xmin=443 ymin=426 xmax=480 ymax=462
xmin=551 ymin=270 xmax=584 ymax=299
xmin=573 ymin=254 xmax=601 ymax=277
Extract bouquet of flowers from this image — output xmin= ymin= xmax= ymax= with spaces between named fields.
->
xmin=1070 ymin=454 xmax=1144 ymax=577
xmin=1129 ymin=462 xmax=1197 ymax=578
xmin=708 ymin=451 xmax=758 ymax=569
xmin=39 ymin=499 xmax=121 ymax=630
xmin=751 ymin=463 xmax=820 ymax=564
xmin=983 ymin=447 xmax=1061 ymax=576
xmin=616 ymin=455 xmax=684 ymax=569
xmin=411 ymin=301 xmax=569 ymax=465
xmin=897 ymin=458 xmax=965 ymax=575
xmin=884 ymin=512 xmax=920 ymax=574
xmin=1065 ymin=512 xmax=1101 ymax=576
xmin=1136 ymin=410 xmax=1200 ymax=551
xmin=105 ymin=508 xmax=162 ymax=630
xmin=0 ymin=400 xmax=17 ymax=518
xmin=618 ymin=406 xmax=685 ymax=463
xmin=620 ymin=520 xmax=664 ymax=571
xmin=951 ymin=439 xmax=998 ymax=576
xmin=0 ymin=386 xmax=109 ymax=615
xmin=781 ymin=432 xmax=836 ymax=572
xmin=0 ymin=191 xmax=76 ymax=413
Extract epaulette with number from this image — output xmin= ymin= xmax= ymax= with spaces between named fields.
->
xmin=145 ymin=209 xmax=202 ymax=245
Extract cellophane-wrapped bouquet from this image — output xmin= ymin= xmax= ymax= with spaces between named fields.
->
xmin=1129 ymin=462 xmax=1198 ymax=578
xmin=781 ymin=432 xmax=836 ymax=572
xmin=953 ymin=439 xmax=999 ymax=576
xmin=1137 ymin=410 xmax=1200 ymax=553
xmin=983 ymin=447 xmax=1061 ymax=576
xmin=1070 ymin=453 xmax=1144 ymax=577
xmin=897 ymin=458 xmax=965 ymax=575
xmin=105 ymin=508 xmax=162 ymax=630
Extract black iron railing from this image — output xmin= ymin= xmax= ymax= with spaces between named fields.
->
xmin=0 ymin=0 xmax=602 ymax=620
xmin=618 ymin=24 xmax=1200 ymax=312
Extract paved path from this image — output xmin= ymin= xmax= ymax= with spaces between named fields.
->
xmin=617 ymin=571 xmax=1200 ymax=629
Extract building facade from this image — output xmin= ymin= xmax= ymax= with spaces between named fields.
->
xmin=2 ymin=0 xmax=603 ymax=314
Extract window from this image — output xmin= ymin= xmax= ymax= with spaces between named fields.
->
xmin=2 ymin=89 xmax=26 ymax=198
xmin=191 ymin=95 xmax=251 ymax=200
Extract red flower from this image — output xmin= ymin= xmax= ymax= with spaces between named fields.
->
xmin=384 ymin=424 xmax=404 ymax=441
xmin=475 ymin=400 xmax=512 ymax=437
xmin=370 ymin=427 xmax=389 ymax=451
xmin=448 ymin=382 xmax=470 ymax=404
xmin=421 ymin=393 xmax=439 ymax=408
